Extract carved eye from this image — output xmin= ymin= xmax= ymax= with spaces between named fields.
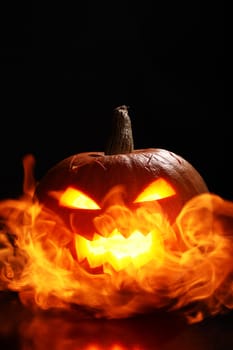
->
xmin=59 ymin=187 xmax=100 ymax=210
xmin=133 ymin=178 xmax=176 ymax=203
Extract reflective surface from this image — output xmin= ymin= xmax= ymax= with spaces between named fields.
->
xmin=1 ymin=292 xmax=233 ymax=350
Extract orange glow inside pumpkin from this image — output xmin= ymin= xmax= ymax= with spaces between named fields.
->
xmin=53 ymin=179 xmax=176 ymax=271
xmin=58 ymin=178 xmax=176 ymax=211
xmin=134 ymin=178 xmax=176 ymax=203
xmin=59 ymin=187 xmax=100 ymax=209
xmin=75 ymin=230 xmax=163 ymax=271
xmin=55 ymin=179 xmax=176 ymax=271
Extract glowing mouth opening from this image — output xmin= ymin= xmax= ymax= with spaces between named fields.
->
xmin=75 ymin=229 xmax=163 ymax=272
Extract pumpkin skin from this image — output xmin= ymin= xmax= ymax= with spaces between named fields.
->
xmin=34 ymin=106 xmax=209 ymax=272
xmin=34 ymin=148 xmax=209 ymax=241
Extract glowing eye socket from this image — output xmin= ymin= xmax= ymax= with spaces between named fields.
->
xmin=59 ymin=187 xmax=100 ymax=210
xmin=133 ymin=178 xmax=176 ymax=203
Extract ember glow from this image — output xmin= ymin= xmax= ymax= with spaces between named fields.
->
xmin=1 ymin=154 xmax=233 ymax=324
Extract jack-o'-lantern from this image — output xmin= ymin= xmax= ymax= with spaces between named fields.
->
xmin=34 ymin=106 xmax=209 ymax=273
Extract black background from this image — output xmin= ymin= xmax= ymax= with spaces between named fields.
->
xmin=0 ymin=2 xmax=231 ymax=200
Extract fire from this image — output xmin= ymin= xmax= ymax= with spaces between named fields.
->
xmin=1 ymin=154 xmax=233 ymax=324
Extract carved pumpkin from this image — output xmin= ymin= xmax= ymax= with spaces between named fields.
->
xmin=34 ymin=106 xmax=209 ymax=272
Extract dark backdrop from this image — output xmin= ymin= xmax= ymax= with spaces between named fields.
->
xmin=0 ymin=2 xmax=231 ymax=200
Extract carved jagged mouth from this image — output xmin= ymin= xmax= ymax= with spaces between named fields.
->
xmin=75 ymin=229 xmax=164 ymax=271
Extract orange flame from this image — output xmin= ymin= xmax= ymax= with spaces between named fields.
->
xmin=1 ymin=154 xmax=233 ymax=324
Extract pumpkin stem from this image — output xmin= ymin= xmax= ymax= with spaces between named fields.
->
xmin=105 ymin=105 xmax=134 ymax=155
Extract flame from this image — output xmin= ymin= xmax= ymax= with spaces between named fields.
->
xmin=1 ymin=154 xmax=233 ymax=324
